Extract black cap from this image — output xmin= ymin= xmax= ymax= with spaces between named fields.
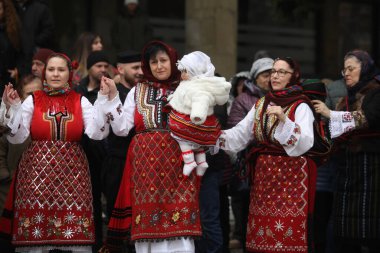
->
xmin=87 ymin=51 xmax=110 ymax=70
xmin=116 ymin=50 xmax=141 ymax=64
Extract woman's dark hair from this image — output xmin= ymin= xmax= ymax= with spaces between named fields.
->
xmin=143 ymin=43 xmax=168 ymax=64
xmin=0 ymin=0 xmax=21 ymax=50
xmin=72 ymin=32 xmax=101 ymax=69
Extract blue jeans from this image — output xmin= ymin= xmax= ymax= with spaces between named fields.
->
xmin=195 ymin=168 xmax=223 ymax=253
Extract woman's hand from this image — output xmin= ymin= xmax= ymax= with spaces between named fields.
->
xmin=266 ymin=105 xmax=286 ymax=122
xmin=312 ymin=100 xmax=330 ymax=118
xmin=3 ymin=83 xmax=20 ymax=109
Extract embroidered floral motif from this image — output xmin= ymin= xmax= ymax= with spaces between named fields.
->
xmin=190 ymin=211 xmax=197 ymax=224
xmin=33 ymin=213 xmax=45 ymax=224
xmin=32 ymin=226 xmax=43 ymax=239
xmin=106 ymin=112 xmax=114 ymax=124
xmin=135 ymin=214 xmax=141 ymax=225
xmin=285 ymin=135 xmax=298 ymax=146
xmin=344 ymin=125 xmax=354 ymax=133
xmin=17 ymin=212 xmax=94 ymax=241
xmin=274 ymin=220 xmax=284 ymax=231
xmin=219 ymin=137 xmax=226 ymax=148
xmin=293 ymin=124 xmax=301 ymax=134
xmin=116 ymin=104 xmax=122 ymax=115
xmin=172 ymin=211 xmax=180 ymax=223
xmin=64 ymin=212 xmax=76 ymax=224
xmin=63 ymin=227 xmax=75 ymax=239
xmin=150 ymin=210 xmax=162 ymax=226
xmin=342 ymin=112 xmax=353 ymax=122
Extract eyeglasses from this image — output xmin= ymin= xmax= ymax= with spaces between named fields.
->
xmin=341 ymin=66 xmax=357 ymax=76
xmin=270 ymin=69 xmax=293 ymax=77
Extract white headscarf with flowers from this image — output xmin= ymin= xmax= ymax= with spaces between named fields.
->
xmin=177 ymin=51 xmax=215 ymax=79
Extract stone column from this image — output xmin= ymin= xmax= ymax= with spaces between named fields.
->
xmin=185 ymin=0 xmax=238 ymax=79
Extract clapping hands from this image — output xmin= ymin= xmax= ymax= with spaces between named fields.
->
xmin=2 ymin=83 xmax=21 ymax=109
xmin=100 ymin=76 xmax=118 ymax=100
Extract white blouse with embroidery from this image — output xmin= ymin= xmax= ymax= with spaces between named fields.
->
xmin=329 ymin=110 xmax=357 ymax=138
xmin=220 ymin=103 xmax=315 ymax=157
xmin=0 ymin=93 xmax=110 ymax=144
xmin=106 ymin=86 xmax=136 ymax=137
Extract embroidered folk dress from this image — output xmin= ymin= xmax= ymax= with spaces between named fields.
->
xmin=220 ymin=97 xmax=316 ymax=253
xmin=0 ymin=90 xmax=110 ymax=253
xmin=105 ymin=82 xmax=202 ymax=253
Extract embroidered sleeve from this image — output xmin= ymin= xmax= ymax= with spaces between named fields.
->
xmin=82 ymin=96 xmax=109 ymax=140
xmin=274 ymin=117 xmax=301 ymax=147
xmin=108 ymin=87 xmax=136 ymax=137
xmin=275 ymin=103 xmax=314 ymax=157
xmin=329 ymin=111 xmax=356 ymax=138
xmin=219 ymin=106 xmax=255 ymax=153
xmin=5 ymin=96 xmax=33 ymax=144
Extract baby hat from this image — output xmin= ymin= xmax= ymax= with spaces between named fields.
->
xmin=177 ymin=51 xmax=215 ymax=78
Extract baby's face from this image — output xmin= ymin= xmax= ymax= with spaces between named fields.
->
xmin=181 ymin=71 xmax=190 ymax=81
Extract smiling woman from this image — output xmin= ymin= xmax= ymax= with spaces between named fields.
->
xmin=217 ymin=57 xmax=322 ymax=253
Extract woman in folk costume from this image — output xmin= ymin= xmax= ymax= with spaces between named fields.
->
xmin=168 ymin=51 xmax=231 ymax=177
xmin=0 ymin=53 xmax=113 ymax=252
xmin=218 ymin=57 xmax=319 ymax=253
xmin=313 ymin=49 xmax=380 ymax=253
xmin=101 ymin=41 xmax=202 ymax=253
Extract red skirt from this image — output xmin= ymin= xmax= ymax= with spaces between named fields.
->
xmin=107 ymin=130 xmax=202 ymax=244
xmin=4 ymin=141 xmax=94 ymax=247
xmin=246 ymin=154 xmax=317 ymax=253
xmin=169 ymin=110 xmax=221 ymax=146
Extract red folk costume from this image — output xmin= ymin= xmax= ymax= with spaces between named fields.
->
xmin=0 ymin=54 xmax=109 ymax=251
xmin=0 ymin=90 xmax=95 ymax=249
xmin=105 ymin=41 xmax=201 ymax=251
xmin=246 ymin=95 xmax=317 ymax=253
xmin=220 ymin=72 xmax=324 ymax=253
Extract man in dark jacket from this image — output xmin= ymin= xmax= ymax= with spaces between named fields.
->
xmin=74 ymin=51 xmax=110 ymax=253
xmin=15 ymin=0 xmax=54 ymax=77
xmin=111 ymin=0 xmax=152 ymax=52
xmin=102 ymin=50 xmax=142 ymax=219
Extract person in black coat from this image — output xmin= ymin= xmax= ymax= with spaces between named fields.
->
xmin=102 ymin=50 xmax=143 ymax=218
xmin=14 ymin=0 xmax=54 ymax=77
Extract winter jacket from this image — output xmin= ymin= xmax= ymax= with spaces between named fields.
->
xmin=168 ymin=76 xmax=231 ymax=125
xmin=227 ymin=83 xmax=261 ymax=128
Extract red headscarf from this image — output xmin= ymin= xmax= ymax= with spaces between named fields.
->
xmin=141 ymin=40 xmax=181 ymax=88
